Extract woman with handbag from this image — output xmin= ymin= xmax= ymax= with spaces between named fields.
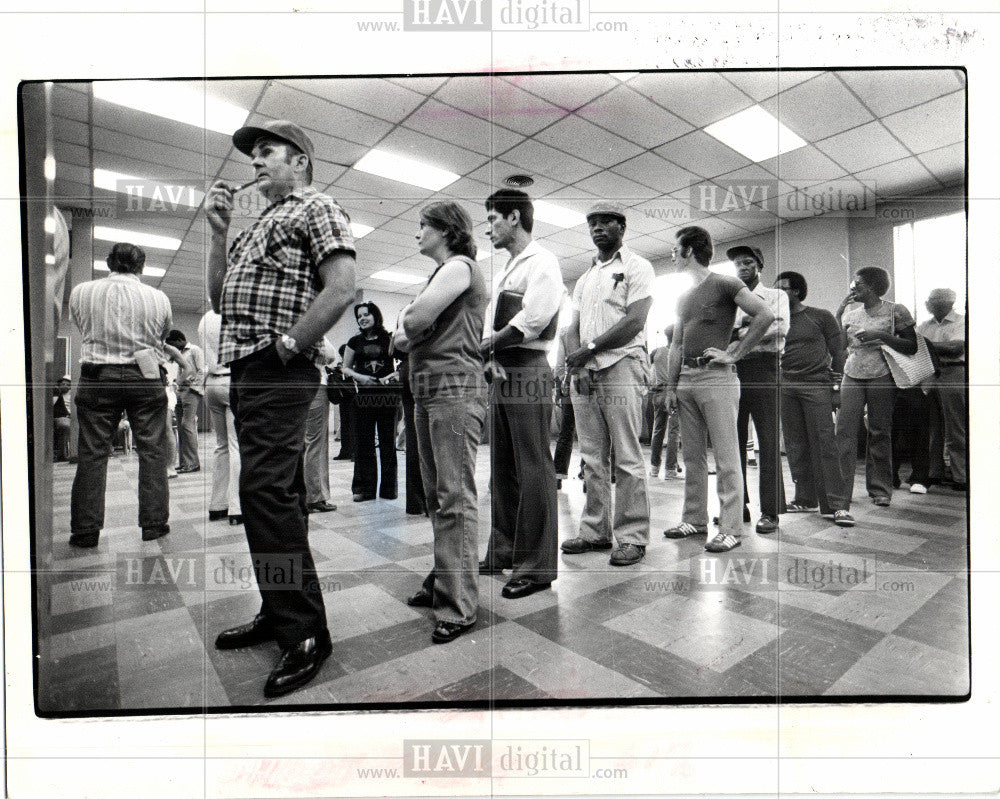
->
xmin=342 ymin=302 xmax=399 ymax=502
xmin=395 ymin=200 xmax=489 ymax=645
xmin=834 ymin=267 xmax=917 ymax=509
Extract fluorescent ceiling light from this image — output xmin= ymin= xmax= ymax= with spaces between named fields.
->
xmin=93 ymin=80 xmax=249 ymax=135
xmin=94 ymin=168 xmax=205 ymax=208
xmin=704 ymin=105 xmax=807 ymax=163
xmin=353 ymin=149 xmax=459 ymax=191
xmin=44 ymin=156 xmax=57 ymax=181
xmin=45 ymin=254 xmax=56 ymax=265
xmin=94 ymin=259 xmax=166 ymax=278
xmin=369 ymin=269 xmax=426 ymax=285
xmin=350 ymin=222 xmax=374 ymax=239
xmin=534 ymin=200 xmax=587 ymax=229
xmin=94 ymin=225 xmax=182 ymax=251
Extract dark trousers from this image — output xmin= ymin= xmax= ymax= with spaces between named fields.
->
xmin=892 ymin=386 xmax=931 ymax=485
xmin=352 ymin=394 xmax=400 ymax=498
xmin=736 ymin=352 xmax=786 ymax=517
xmin=485 ymin=349 xmax=558 ymax=584
xmin=780 ymin=380 xmax=846 ymax=513
xmin=175 ymin=386 xmax=201 ymax=470
xmin=230 ymin=345 xmax=326 ymax=648
xmin=70 ymin=363 xmax=170 ymax=534
xmin=649 ymin=388 xmax=680 ymax=470
xmin=553 ymin=394 xmax=575 ymax=476
xmin=401 ymin=373 xmax=427 ymax=514
xmin=335 ymin=397 xmax=356 ymax=458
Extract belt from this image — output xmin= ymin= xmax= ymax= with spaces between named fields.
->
xmin=681 ymin=356 xmax=711 ymax=368
xmin=937 ymin=362 xmax=965 ymax=368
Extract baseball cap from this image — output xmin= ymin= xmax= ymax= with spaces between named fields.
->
xmin=586 ymin=201 xmax=627 ymax=223
xmin=232 ymin=120 xmax=315 ymax=164
xmin=726 ymin=245 xmax=764 ymax=269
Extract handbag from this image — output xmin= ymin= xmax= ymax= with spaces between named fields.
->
xmin=326 ymin=368 xmax=357 ymax=404
xmin=880 ymin=305 xmax=935 ymax=389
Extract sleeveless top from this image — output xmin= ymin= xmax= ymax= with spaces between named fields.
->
xmin=409 ymin=255 xmax=489 ymax=398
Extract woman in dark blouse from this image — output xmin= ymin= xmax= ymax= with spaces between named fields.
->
xmin=342 ymin=302 xmax=399 ymax=502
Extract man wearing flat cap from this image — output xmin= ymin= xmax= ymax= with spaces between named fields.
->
xmin=206 ymin=120 xmax=356 ymax=698
xmin=563 ymin=202 xmax=654 ymax=566
xmin=728 ymin=245 xmax=788 ymax=534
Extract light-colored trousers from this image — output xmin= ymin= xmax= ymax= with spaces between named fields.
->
xmin=205 ymin=374 xmax=240 ymax=515
xmin=571 ymin=354 xmax=650 ymax=547
xmin=304 ymin=381 xmax=332 ymax=505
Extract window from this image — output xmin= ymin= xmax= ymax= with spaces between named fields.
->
xmin=893 ymin=212 xmax=966 ymax=323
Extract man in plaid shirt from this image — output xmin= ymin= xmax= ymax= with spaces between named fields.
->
xmin=207 ymin=120 xmax=356 ymax=698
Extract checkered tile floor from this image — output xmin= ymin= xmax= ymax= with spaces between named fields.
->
xmin=37 ymin=432 xmax=969 ymax=712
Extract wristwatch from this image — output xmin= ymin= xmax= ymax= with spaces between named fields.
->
xmin=586 ymin=341 xmax=597 ymax=352
xmin=280 ymin=334 xmax=299 ymax=354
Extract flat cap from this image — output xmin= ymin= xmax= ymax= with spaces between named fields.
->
xmin=586 ymin=201 xmax=627 ymax=223
xmin=232 ymin=119 xmax=314 ymax=164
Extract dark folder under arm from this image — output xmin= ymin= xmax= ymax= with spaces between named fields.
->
xmin=494 ymin=290 xmax=559 ymax=341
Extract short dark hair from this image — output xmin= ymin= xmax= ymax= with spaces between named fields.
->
xmin=420 ymin=201 xmax=477 ymax=260
xmin=674 ymin=226 xmax=713 ymax=267
xmin=855 ymin=267 xmax=890 ymax=298
xmin=354 ymin=302 xmax=386 ymax=333
xmin=165 ymin=330 xmax=187 ymax=346
xmin=485 ymin=189 xmax=534 ymax=233
xmin=106 ymin=242 xmax=146 ymax=274
xmin=776 ymin=270 xmax=808 ymax=301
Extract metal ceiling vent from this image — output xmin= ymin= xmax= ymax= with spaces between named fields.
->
xmin=504 ymin=174 xmax=534 ymax=188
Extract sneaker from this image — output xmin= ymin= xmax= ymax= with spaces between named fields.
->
xmin=663 ymin=522 xmax=706 ymax=539
xmin=909 ymin=483 xmax=928 ymax=494
xmin=649 ymin=466 xmax=660 ymax=478
xmin=664 ymin=467 xmax=683 ymax=480
xmin=786 ymin=502 xmax=818 ymax=513
xmin=705 ymin=533 xmax=741 ymax=552
xmin=833 ymin=510 xmax=856 ymax=527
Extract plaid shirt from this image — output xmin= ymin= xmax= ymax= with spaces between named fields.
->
xmin=219 ymin=186 xmax=355 ymax=366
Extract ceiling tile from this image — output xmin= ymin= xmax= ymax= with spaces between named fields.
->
xmin=854 ymin=157 xmax=942 ymax=200
xmin=433 ymin=76 xmax=567 ymax=136
xmin=538 ymin=185 xmax=602 ymax=216
xmin=629 ymin=72 xmax=756 ymax=128
xmin=654 ymin=130 xmax=752 ymax=180
xmin=93 ymin=101 xmax=236 ymax=159
xmin=240 ymin=111 xmax=370 ymax=168
xmin=498 ymin=139 xmax=601 ymax=184
xmin=759 ymin=145 xmax=847 ymax=184
xmin=721 ymin=71 xmax=822 ymax=102
xmin=55 ymin=139 xmax=92 ymax=168
xmin=376 ymin=125 xmax=489 ymax=175
xmin=881 ymin=91 xmax=965 ymax=155
xmin=280 ymin=77 xmax=426 ymax=124
xmin=815 ymin=121 xmax=911 ymax=174
xmin=916 ymin=143 xmax=965 ymax=187
xmin=388 ymin=76 xmax=449 ymax=94
xmin=534 ymin=114 xmax=643 ymax=168
xmin=544 ymin=228 xmax=597 ymax=251
xmin=575 ymin=85 xmax=694 ymax=148
xmin=611 ymin=152 xmax=700 ymax=195
xmin=257 ymin=83 xmax=393 ymax=148
xmin=534 ymin=238 xmax=589 ymax=260
xmin=762 ymin=72 xmax=874 ymax=141
xmin=502 ymin=72 xmax=618 ymax=111
xmin=702 ymin=217 xmax=760 ymax=245
xmin=402 ymin=99 xmax=524 ymax=157
xmin=837 ymin=69 xmax=965 ymax=118
xmin=573 ymin=171 xmax=660 ymax=203
xmin=334 ymin=167 xmax=432 ymax=202
xmin=53 ymin=115 xmax=91 ymax=148
xmin=51 ymin=83 xmax=90 ymax=122
xmin=772 ymin=178 xmax=876 ymax=223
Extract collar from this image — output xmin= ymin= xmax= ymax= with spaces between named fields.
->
xmin=591 ymin=244 xmax=630 ymax=268
xmin=106 ymin=272 xmax=141 ymax=283
xmin=931 ymin=311 xmax=961 ymax=324
xmin=498 ymin=239 xmax=543 ymax=285
xmin=262 ymin=185 xmax=315 ymax=213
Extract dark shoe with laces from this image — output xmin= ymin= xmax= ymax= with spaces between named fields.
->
xmin=560 ymin=537 xmax=613 ymax=554
xmin=208 ymin=509 xmax=228 ymax=521
xmin=307 ymin=500 xmax=337 ymax=513
xmin=214 ymin=613 xmax=275 ymax=650
xmin=609 ymin=543 xmax=645 ymax=566
xmin=501 ymin=578 xmax=552 ymax=599
xmin=755 ymin=515 xmax=779 ymax=534
xmin=263 ymin=631 xmax=333 ymax=698
xmin=69 ymin=531 xmax=100 ymax=548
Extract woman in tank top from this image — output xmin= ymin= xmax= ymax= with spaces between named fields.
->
xmin=392 ymin=201 xmax=489 ymax=645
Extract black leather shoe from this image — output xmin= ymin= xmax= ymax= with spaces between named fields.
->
xmin=352 ymin=493 xmax=376 ymax=502
xmin=263 ymin=631 xmax=333 ymax=698
xmin=560 ymin=537 xmax=613 ymax=554
xmin=208 ymin=509 xmax=228 ymax=521
xmin=406 ymin=587 xmax=433 ymax=607
xmin=307 ymin=500 xmax=337 ymax=513
xmin=141 ymin=524 xmax=170 ymax=541
xmin=755 ymin=515 xmax=779 ymax=534
xmin=479 ymin=559 xmax=511 ymax=575
xmin=69 ymin=531 xmax=100 ymax=548
xmin=214 ymin=613 xmax=275 ymax=650
xmin=177 ymin=466 xmax=201 ymax=474
xmin=379 ymin=491 xmax=398 ymax=500
xmin=431 ymin=620 xmax=476 ymax=644
xmin=501 ymin=578 xmax=552 ymax=599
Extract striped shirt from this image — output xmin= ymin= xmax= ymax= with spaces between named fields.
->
xmin=219 ymin=186 xmax=355 ymax=366
xmin=69 ymin=272 xmax=172 ymax=364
